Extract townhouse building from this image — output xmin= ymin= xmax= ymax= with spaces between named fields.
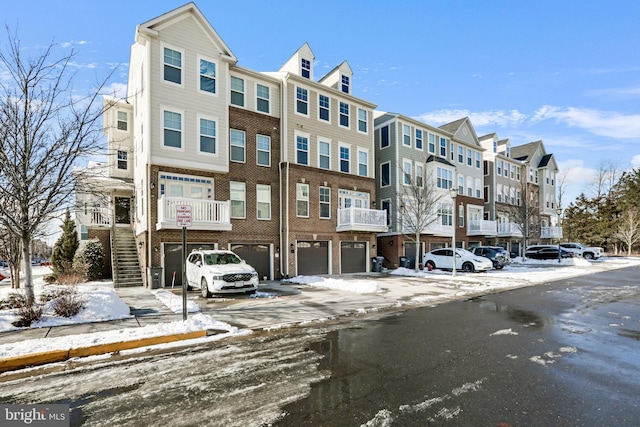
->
xmin=373 ymin=115 xmax=489 ymax=268
xmin=74 ymin=3 xmax=385 ymax=287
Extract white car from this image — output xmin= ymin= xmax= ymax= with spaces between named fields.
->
xmin=186 ymin=250 xmax=259 ymax=297
xmin=422 ymin=248 xmax=493 ymax=273
xmin=559 ymin=243 xmax=603 ymax=260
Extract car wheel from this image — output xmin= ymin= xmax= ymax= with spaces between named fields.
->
xmin=583 ymin=252 xmax=594 ymax=260
xmin=426 ymin=260 xmax=436 ymax=270
xmin=496 ymin=265 xmax=504 ymax=270
xmin=201 ymin=277 xmax=211 ymax=298
xmin=462 ymin=262 xmax=475 ymax=273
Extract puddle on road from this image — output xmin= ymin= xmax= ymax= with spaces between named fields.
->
xmin=466 ymin=297 xmax=551 ymax=329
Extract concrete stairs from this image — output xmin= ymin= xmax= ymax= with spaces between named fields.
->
xmin=112 ymin=228 xmax=144 ymax=287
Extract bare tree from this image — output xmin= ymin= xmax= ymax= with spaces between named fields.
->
xmin=0 ymin=230 xmax=22 ymax=289
xmin=506 ymin=181 xmax=540 ymax=258
xmin=613 ymin=208 xmax=640 ymax=256
xmin=397 ymin=161 xmax=447 ymax=272
xmin=0 ymin=29 xmax=116 ymax=303
xmin=590 ymin=160 xmax=621 ymax=199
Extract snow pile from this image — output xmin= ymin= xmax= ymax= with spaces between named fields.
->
xmin=152 ymin=289 xmax=201 ymax=313
xmin=285 ymin=275 xmax=380 ymax=294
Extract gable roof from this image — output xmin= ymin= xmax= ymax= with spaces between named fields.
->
xmin=438 ymin=117 xmax=481 ymax=148
xmin=137 ymin=2 xmax=237 ymax=64
xmin=510 ymin=140 xmax=543 ymax=163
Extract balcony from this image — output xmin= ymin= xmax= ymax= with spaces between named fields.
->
xmin=541 ymin=226 xmax=563 ymax=239
xmin=78 ymin=207 xmax=112 ymax=227
xmin=497 ymin=222 xmax=523 ymax=237
xmin=467 ymin=220 xmax=497 ymax=236
xmin=337 ymin=207 xmax=388 ymax=232
xmin=157 ymin=197 xmax=232 ymax=231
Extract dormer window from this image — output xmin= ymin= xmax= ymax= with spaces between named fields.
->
xmin=301 ymin=58 xmax=311 ymax=79
xmin=341 ymin=75 xmax=350 ymax=94
xmin=506 ymin=146 xmax=510 ymax=157
xmin=493 ymin=141 xmax=497 ymax=153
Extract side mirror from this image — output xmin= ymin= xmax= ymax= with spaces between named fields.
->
xmin=196 ymin=260 xmax=202 ymax=267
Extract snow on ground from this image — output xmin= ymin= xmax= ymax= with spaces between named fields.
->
xmin=0 ymin=257 xmax=639 ymax=360
xmin=152 ymin=288 xmax=201 ymax=313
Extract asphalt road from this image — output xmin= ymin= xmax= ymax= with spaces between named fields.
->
xmin=0 ymin=266 xmax=638 ymax=426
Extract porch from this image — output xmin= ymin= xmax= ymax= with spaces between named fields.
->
xmin=337 ymin=207 xmax=388 ymax=232
xmin=156 ymin=197 xmax=232 ymax=231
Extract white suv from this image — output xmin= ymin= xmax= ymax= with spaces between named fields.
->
xmin=559 ymin=243 xmax=603 ymax=260
xmin=186 ymin=250 xmax=259 ymax=297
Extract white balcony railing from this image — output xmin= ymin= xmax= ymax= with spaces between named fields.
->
xmin=157 ymin=197 xmax=232 ymax=231
xmin=497 ymin=222 xmax=523 ymax=237
xmin=541 ymin=226 xmax=563 ymax=239
xmin=467 ymin=220 xmax=497 ymax=236
xmin=78 ymin=207 xmax=112 ymax=227
xmin=337 ymin=207 xmax=388 ymax=232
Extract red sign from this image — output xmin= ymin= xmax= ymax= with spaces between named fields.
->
xmin=176 ymin=205 xmax=192 ymax=227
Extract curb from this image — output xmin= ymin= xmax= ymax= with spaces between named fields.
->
xmin=0 ymin=330 xmax=207 ymax=373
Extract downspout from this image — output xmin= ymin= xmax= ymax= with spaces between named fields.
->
xmin=280 ymin=74 xmax=290 ymax=278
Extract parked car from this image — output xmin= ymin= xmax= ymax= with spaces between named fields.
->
xmin=525 ymin=245 xmax=575 ymax=260
xmin=470 ymin=246 xmax=510 ymax=269
xmin=559 ymin=243 xmax=603 ymax=260
xmin=423 ymin=248 xmax=493 ymax=273
xmin=185 ymin=249 xmax=259 ymax=297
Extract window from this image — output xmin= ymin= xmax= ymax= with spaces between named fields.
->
xmin=230 ymin=129 xmax=245 ymax=162
xmin=199 ymin=118 xmax=216 ymax=154
xmin=458 ymin=146 xmax=464 ymax=163
xmin=467 ymin=149 xmax=472 ymax=166
xmin=340 ymin=145 xmax=350 ymax=173
xmin=341 ymin=75 xmax=350 ymax=93
xmin=428 ymin=133 xmax=436 ymax=153
xmin=117 ymin=111 xmax=128 ymax=131
xmin=437 ymin=167 xmax=453 ymax=189
xmin=440 ymin=204 xmax=453 ymax=226
xmin=230 ymin=182 xmax=246 ymax=218
xmin=416 ymin=164 xmax=423 ymax=187
xmin=510 ymin=165 xmax=515 ymax=179
xmin=319 ymin=95 xmax=330 ymax=121
xmin=163 ymin=47 xmax=181 ymax=84
xmin=296 ymin=183 xmax=309 ymax=217
xmin=257 ymin=134 xmax=270 ymax=166
xmin=493 ymin=141 xmax=497 ymax=153
xmin=257 ymin=184 xmax=271 ymax=220
xmin=476 ymin=152 xmax=481 ymax=169
xmin=402 ymin=124 xmax=411 ymax=146
xmin=381 ymin=162 xmax=390 ymax=187
xmin=256 ymin=84 xmax=269 ymax=113
xmin=296 ymin=87 xmax=308 ymax=115
xmin=230 ymin=76 xmax=244 ymax=107
xmin=467 ymin=176 xmax=473 ymax=196
xmin=459 ymin=205 xmax=465 ymax=227
xmin=319 ymin=187 xmax=331 ymax=219
xmin=199 ymin=59 xmax=216 ymax=94
xmin=117 ymin=150 xmax=127 ymax=170
xmin=358 ymin=150 xmax=368 ymax=177
xmin=450 ymin=142 xmax=454 ymax=161
xmin=163 ymin=110 xmax=182 ymax=149
xmin=301 ymin=58 xmax=311 ymax=79
xmin=416 ymin=129 xmax=423 ymax=150
xmin=318 ymin=140 xmax=330 ymax=169
xmin=403 ymin=161 xmax=412 ymax=185
xmin=358 ymin=108 xmax=367 ymax=133
xmin=296 ymin=135 xmax=308 ymax=165
xmin=381 ymin=126 xmax=390 ymax=148
xmin=339 ymin=102 xmax=349 ymax=127
xmin=382 ymin=200 xmax=391 ymax=225
xmin=458 ymin=175 xmax=464 ymax=195
xmin=497 ymin=160 xmax=503 ymax=175
xmin=439 ymin=137 xmax=447 ymax=157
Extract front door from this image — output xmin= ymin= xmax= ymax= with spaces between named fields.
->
xmin=115 ymin=197 xmax=130 ymax=224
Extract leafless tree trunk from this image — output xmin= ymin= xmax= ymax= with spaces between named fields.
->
xmin=0 ymin=29 xmax=117 ymax=303
xmin=397 ymin=160 xmax=447 ymax=272
xmin=506 ymin=181 xmax=539 ymax=258
xmin=613 ymin=208 xmax=640 ymax=256
xmin=590 ymin=160 xmax=621 ymax=199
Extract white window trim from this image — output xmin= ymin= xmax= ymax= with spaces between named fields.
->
xmin=256 ymin=134 xmax=271 ymax=167
xmin=339 ymin=142 xmax=351 ymax=174
xmin=255 ymin=82 xmax=271 ymax=115
xmin=256 ymin=184 xmax=271 ymax=220
xmin=357 ymin=108 xmax=368 ymax=134
xmin=230 ymin=181 xmax=246 ymax=219
xmin=295 ymin=130 xmax=311 ymax=166
xmin=161 ymin=43 xmax=184 ymax=88
xmin=230 ymin=75 xmax=245 ymax=108
xmin=296 ymin=183 xmax=310 ymax=218
xmin=338 ymin=101 xmax=350 ymax=129
xmin=318 ymin=137 xmax=331 ymax=170
xmin=197 ymin=54 xmax=218 ymax=97
xmin=402 ymin=158 xmax=412 ymax=186
xmin=295 ymin=85 xmax=309 ymax=117
xmin=318 ymin=93 xmax=331 ymax=123
xmin=319 ymin=186 xmax=331 ymax=219
xmin=230 ymin=129 xmax=246 ymax=163
xmin=402 ymin=124 xmax=411 ymax=147
xmin=380 ymin=161 xmax=391 ymax=188
xmin=196 ymin=113 xmax=219 ymax=157
xmin=415 ymin=129 xmax=424 ymax=152
xmin=357 ymin=148 xmax=369 ymax=177
xmin=160 ymin=105 xmax=185 ymax=152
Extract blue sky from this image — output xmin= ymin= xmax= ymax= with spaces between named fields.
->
xmin=3 ymin=0 xmax=639 ymax=207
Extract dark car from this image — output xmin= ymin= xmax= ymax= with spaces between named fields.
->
xmin=525 ymin=245 xmax=574 ymax=260
xmin=471 ymin=246 xmax=510 ymax=269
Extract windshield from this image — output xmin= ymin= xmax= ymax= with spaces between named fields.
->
xmin=203 ymin=253 xmax=241 ymax=265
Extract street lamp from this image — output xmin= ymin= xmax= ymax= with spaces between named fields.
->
xmin=556 ymin=207 xmax=562 ymax=263
xmin=450 ymin=187 xmax=458 ymax=277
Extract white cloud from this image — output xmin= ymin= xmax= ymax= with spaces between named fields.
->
xmin=530 ymin=105 xmax=640 ymax=139
xmin=414 ymin=109 xmax=527 ymax=128
xmin=102 ymin=82 xmax=128 ymax=99
xmin=631 ymin=155 xmax=640 ymax=168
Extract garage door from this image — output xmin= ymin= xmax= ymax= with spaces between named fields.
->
xmin=164 ymin=243 xmax=215 ymax=287
xmin=341 ymin=241 xmax=367 ymax=273
xmin=297 ymin=241 xmax=328 ymax=276
xmin=231 ymin=243 xmax=270 ymax=281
